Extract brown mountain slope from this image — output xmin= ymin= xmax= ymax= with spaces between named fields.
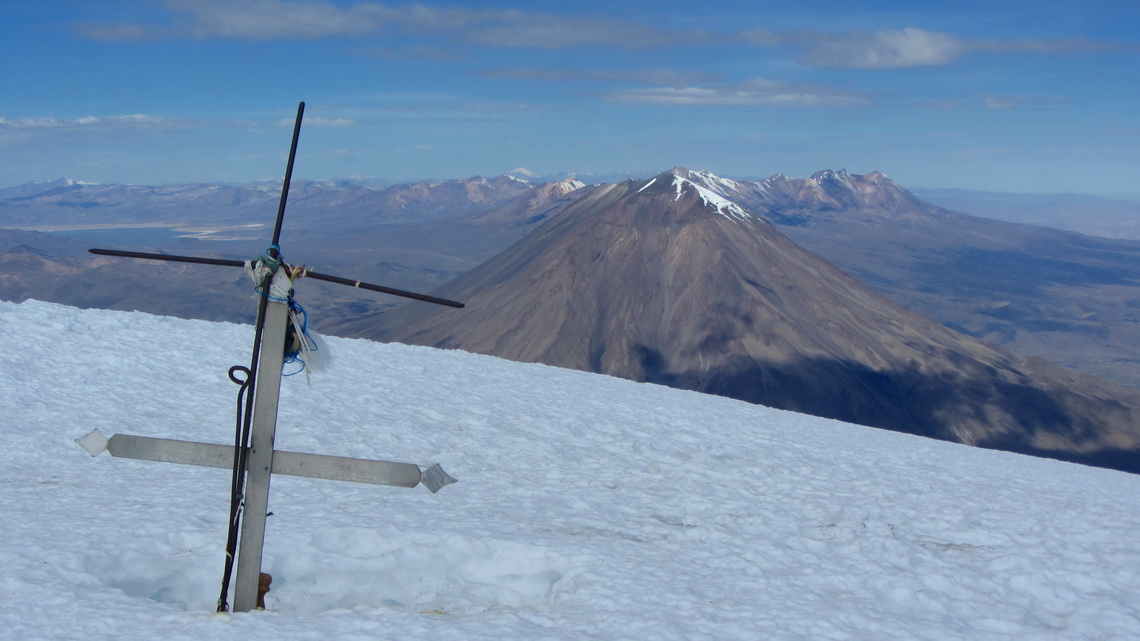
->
xmin=675 ymin=168 xmax=1140 ymax=388
xmin=329 ymin=172 xmax=1140 ymax=473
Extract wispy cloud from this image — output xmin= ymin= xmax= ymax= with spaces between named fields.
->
xmin=77 ymin=0 xmax=688 ymax=48
xmin=0 ymin=114 xmax=174 ymax=131
xmin=798 ymin=28 xmax=964 ymax=69
xmin=476 ymin=68 xmax=722 ymax=87
xmin=79 ymin=1 xmax=460 ymax=41
xmin=353 ymin=45 xmax=463 ymax=61
xmin=476 ymin=68 xmax=865 ymax=108
xmin=463 ymin=14 xmax=691 ymax=49
xmin=979 ymin=36 xmax=1135 ymax=56
xmin=601 ymin=78 xmax=870 ymax=108
xmin=911 ymin=95 xmax=1074 ymax=110
xmin=75 ymin=1 xmax=1134 ymax=73
xmin=290 ymin=115 xmax=356 ymax=126
xmin=739 ymin=27 xmax=1133 ymax=69
xmin=0 ymin=112 xmax=329 ymax=140
xmin=74 ymin=22 xmax=170 ymax=42
xmin=980 ymin=95 xmax=1073 ymax=110
xmin=164 ymin=0 xmax=394 ymax=40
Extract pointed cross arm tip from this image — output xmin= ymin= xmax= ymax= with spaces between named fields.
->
xmin=87 ymin=248 xmax=464 ymax=308
xmin=75 ymin=429 xmax=110 ymax=456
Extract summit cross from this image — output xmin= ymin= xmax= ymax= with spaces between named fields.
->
xmin=74 ymin=102 xmax=462 ymax=613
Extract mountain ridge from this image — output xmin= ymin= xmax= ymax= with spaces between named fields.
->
xmin=7 ymin=166 xmax=1140 ymax=396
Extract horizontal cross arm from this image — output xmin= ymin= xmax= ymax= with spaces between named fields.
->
xmin=88 ymin=248 xmax=464 ymax=308
xmin=89 ymin=248 xmax=244 ymax=268
xmin=302 ymin=270 xmax=464 ymax=308
xmin=75 ymin=430 xmax=457 ymax=491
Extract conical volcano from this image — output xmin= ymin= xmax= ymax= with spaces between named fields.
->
xmin=330 ymin=169 xmax=1140 ymax=471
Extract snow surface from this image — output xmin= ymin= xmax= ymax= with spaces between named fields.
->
xmin=637 ymin=177 xmax=657 ymax=193
xmin=689 ymin=169 xmax=744 ymax=195
xmin=4 ymin=298 xmax=1140 ymax=640
xmin=672 ymin=176 xmax=753 ymax=223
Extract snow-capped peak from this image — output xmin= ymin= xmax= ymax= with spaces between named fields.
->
xmin=671 ymin=175 xmax=753 ymax=223
xmin=507 ymin=168 xmax=540 ymax=183
xmin=810 ymin=169 xmax=855 ymax=190
xmin=552 ymin=178 xmax=586 ymax=195
xmin=671 ymin=167 xmax=743 ymax=197
xmin=668 ymin=167 xmax=744 ymax=197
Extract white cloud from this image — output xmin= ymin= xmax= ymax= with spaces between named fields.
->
xmin=476 ymin=68 xmax=721 ymax=87
xmin=808 ymin=28 xmax=965 ymax=69
xmin=77 ymin=0 xmax=457 ymax=41
xmin=75 ymin=3 xmax=1135 ymax=66
xmin=180 ymin=0 xmax=397 ymax=39
xmin=910 ymin=95 xmax=1074 ymax=110
xmin=0 ymin=114 xmax=170 ymax=131
xmin=739 ymin=27 xmax=1134 ymax=69
xmin=74 ymin=22 xmax=169 ymax=42
xmin=465 ymin=15 xmax=685 ymax=49
xmin=0 ymin=115 xmax=181 ymax=148
xmin=289 ymin=116 xmax=355 ymax=126
xmin=982 ymin=96 xmax=1020 ymax=111
xmin=78 ymin=0 xmax=691 ymax=48
xmin=602 ymin=78 xmax=870 ymax=108
xmin=740 ymin=28 xmax=966 ymax=69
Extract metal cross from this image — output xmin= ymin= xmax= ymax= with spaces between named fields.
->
xmin=72 ymin=102 xmax=462 ymax=613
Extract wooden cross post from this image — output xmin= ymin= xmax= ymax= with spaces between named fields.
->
xmin=73 ymin=102 xmax=463 ymax=613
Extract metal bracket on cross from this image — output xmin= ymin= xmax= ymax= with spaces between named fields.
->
xmin=72 ymin=101 xmax=463 ymax=613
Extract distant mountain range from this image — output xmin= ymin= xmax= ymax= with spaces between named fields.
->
xmin=4 ymin=169 xmax=1140 ymax=472
xmin=0 ymin=175 xmax=535 ymax=238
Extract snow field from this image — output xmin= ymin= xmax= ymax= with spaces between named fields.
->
xmin=3 ymin=299 xmax=1140 ymax=640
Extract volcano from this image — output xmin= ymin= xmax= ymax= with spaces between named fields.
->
xmin=329 ymin=169 xmax=1140 ymax=472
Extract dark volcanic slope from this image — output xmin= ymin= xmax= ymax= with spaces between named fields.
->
xmin=330 ymin=171 xmax=1140 ymax=472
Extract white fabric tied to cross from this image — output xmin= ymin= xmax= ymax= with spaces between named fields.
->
xmin=244 ymin=255 xmax=294 ymax=301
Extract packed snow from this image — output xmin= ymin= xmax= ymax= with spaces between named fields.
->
xmin=4 ymin=298 xmax=1140 ymax=640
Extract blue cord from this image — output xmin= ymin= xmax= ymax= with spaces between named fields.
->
xmin=254 ymin=288 xmax=291 ymax=304
xmin=283 ymin=299 xmax=320 ymax=376
xmin=250 ymin=265 xmax=321 ymax=376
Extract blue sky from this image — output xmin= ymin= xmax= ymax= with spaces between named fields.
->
xmin=3 ymin=1 xmax=1139 ymax=198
